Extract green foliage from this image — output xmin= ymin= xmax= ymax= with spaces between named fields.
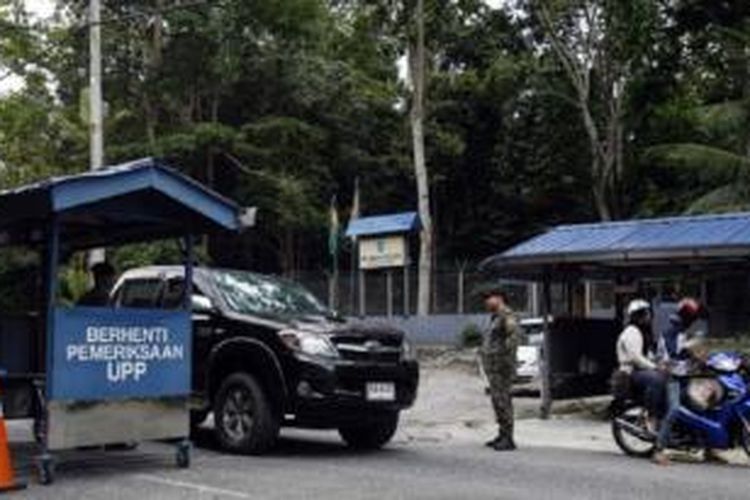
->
xmin=110 ymin=240 xmax=208 ymax=271
xmin=4 ymin=0 xmax=750 ymax=280
xmin=58 ymin=256 xmax=90 ymax=306
xmin=0 ymin=247 xmax=39 ymax=312
xmin=461 ymin=323 xmax=483 ymax=348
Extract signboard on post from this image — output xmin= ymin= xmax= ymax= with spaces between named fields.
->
xmin=359 ymin=235 xmax=407 ymax=270
xmin=346 ymin=211 xmax=420 ymax=316
xmin=49 ymin=307 xmax=191 ymax=401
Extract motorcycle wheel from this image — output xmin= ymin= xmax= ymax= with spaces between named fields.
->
xmin=740 ymin=420 xmax=750 ymax=458
xmin=611 ymin=403 xmax=657 ymax=458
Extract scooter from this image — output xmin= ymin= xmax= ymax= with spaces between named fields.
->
xmin=611 ymin=351 xmax=750 ymax=459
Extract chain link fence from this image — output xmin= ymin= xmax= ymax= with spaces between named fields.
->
xmin=294 ymin=267 xmax=577 ymax=318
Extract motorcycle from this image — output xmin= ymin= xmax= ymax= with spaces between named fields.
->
xmin=611 ymin=351 xmax=750 ymax=459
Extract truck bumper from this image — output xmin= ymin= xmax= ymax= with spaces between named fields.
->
xmin=288 ymin=357 xmax=419 ymax=428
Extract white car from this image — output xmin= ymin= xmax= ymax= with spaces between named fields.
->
xmin=515 ymin=318 xmax=547 ymax=383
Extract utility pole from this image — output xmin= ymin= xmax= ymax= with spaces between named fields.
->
xmin=89 ymin=0 xmax=105 ymax=265
xmin=90 ymin=0 xmax=103 ymax=171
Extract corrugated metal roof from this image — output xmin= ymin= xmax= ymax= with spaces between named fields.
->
xmin=485 ymin=212 xmax=750 ymax=273
xmin=0 ymin=157 xmax=241 ymax=249
xmin=345 ymin=211 xmax=421 ymax=237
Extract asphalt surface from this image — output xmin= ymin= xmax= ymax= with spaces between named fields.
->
xmin=5 ymin=365 xmax=748 ymax=498
xmin=7 ymin=425 xmax=750 ymax=500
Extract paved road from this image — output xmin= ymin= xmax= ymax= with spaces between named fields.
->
xmin=8 ymin=426 xmax=749 ymax=500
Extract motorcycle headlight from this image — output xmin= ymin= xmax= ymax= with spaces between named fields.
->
xmin=401 ymin=338 xmax=417 ymax=361
xmin=279 ymin=329 xmax=339 ymax=359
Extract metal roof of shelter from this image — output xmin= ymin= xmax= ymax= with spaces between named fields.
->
xmin=481 ymin=212 xmax=750 ymax=280
xmin=0 ymin=157 xmax=241 ymax=249
xmin=345 ymin=211 xmax=421 ymax=238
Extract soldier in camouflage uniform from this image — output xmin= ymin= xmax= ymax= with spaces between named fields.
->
xmin=480 ymin=286 xmax=520 ymax=451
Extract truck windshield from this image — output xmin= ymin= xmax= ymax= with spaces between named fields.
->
xmin=210 ymin=269 xmax=330 ymax=319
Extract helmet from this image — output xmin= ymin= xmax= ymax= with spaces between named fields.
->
xmin=677 ymin=298 xmax=701 ymax=323
xmin=626 ymin=299 xmax=650 ymax=317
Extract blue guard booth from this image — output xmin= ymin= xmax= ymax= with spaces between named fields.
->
xmin=0 ymin=158 xmax=240 ymax=483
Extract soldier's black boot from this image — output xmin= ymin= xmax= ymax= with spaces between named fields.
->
xmin=485 ymin=436 xmax=501 ymax=447
xmin=491 ymin=436 xmax=516 ymax=451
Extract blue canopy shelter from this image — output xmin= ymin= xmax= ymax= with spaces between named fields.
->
xmin=481 ymin=212 xmax=750 ymax=280
xmin=0 ymin=158 xmax=241 ymax=483
xmin=481 ymin=212 xmax=750 ymax=417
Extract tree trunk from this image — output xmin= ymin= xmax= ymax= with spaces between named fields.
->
xmin=143 ymin=0 xmax=164 ymax=149
xmin=591 ymin=157 xmax=611 ymax=221
xmin=409 ymin=0 xmax=433 ymax=316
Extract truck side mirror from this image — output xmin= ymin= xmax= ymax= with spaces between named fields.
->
xmin=191 ymin=294 xmax=214 ymax=313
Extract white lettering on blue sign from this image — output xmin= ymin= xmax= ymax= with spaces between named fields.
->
xmin=66 ymin=325 xmax=185 ymax=383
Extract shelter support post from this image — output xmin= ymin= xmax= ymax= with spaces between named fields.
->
xmin=530 ymin=283 xmax=539 ymax=317
xmin=540 ymin=278 xmax=552 ymax=419
xmin=39 ymin=218 xmax=60 ymax=471
xmin=386 ymin=270 xmax=393 ymax=318
xmin=358 ymin=270 xmax=366 ymax=318
xmin=403 ymin=264 xmax=410 ymax=316
xmin=183 ymin=235 xmax=194 ymax=309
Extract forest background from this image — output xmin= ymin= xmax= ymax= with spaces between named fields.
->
xmin=1 ymin=0 xmax=750 ymax=312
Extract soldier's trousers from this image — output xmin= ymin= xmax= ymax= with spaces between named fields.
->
xmin=487 ymin=370 xmax=514 ymax=439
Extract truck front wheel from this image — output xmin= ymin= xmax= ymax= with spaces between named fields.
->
xmin=339 ymin=412 xmax=399 ymax=450
xmin=213 ymin=372 xmax=279 ymax=455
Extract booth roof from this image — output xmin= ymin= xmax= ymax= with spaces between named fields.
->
xmin=345 ymin=211 xmax=420 ymax=238
xmin=481 ymin=212 xmax=750 ymax=280
xmin=0 ymin=158 xmax=241 ymax=248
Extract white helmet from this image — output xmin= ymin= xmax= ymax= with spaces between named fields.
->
xmin=626 ymin=299 xmax=650 ymax=317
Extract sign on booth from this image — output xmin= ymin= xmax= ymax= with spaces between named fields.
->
xmin=50 ymin=307 xmax=191 ymax=401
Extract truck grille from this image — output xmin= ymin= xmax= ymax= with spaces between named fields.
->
xmin=331 ymin=335 xmax=402 ymax=363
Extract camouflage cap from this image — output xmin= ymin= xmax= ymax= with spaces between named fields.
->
xmin=473 ymin=282 xmax=507 ymax=299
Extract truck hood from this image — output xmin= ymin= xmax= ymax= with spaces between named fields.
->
xmin=223 ymin=311 xmax=405 ymax=344
xmin=292 ymin=316 xmax=405 ymax=342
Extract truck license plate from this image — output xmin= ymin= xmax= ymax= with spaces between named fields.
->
xmin=366 ymin=382 xmax=396 ymax=402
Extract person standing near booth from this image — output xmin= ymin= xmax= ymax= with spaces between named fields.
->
xmin=481 ymin=285 xmax=520 ymax=451
xmin=77 ymin=262 xmax=116 ymax=306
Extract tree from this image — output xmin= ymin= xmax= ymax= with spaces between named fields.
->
xmin=530 ymin=0 xmax=657 ymax=220
xmin=641 ymin=3 xmax=750 ymax=214
xmin=408 ymin=0 xmax=433 ymax=315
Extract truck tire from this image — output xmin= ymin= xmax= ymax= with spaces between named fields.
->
xmin=190 ymin=409 xmax=209 ymax=429
xmin=339 ymin=412 xmax=399 ymax=450
xmin=214 ymin=372 xmax=279 ymax=455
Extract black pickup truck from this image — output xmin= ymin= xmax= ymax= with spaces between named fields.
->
xmin=111 ymin=266 xmax=419 ymax=454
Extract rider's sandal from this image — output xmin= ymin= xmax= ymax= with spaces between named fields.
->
xmin=652 ymin=450 xmax=671 ymax=466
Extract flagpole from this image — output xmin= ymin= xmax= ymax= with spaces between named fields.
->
xmin=348 ymin=178 xmax=360 ymax=316
xmin=328 ymin=195 xmax=340 ymax=311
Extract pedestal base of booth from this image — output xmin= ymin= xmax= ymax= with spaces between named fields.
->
xmin=47 ymin=398 xmax=189 ymax=450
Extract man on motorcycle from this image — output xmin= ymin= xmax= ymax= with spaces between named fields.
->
xmin=616 ymin=299 xmax=667 ymax=436
xmin=659 ymin=298 xmax=703 ymax=361
xmin=653 ymin=298 xmax=703 ymax=465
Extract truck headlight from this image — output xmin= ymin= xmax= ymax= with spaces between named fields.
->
xmin=401 ymin=338 xmax=417 ymax=361
xmin=279 ymin=329 xmax=339 ymax=358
